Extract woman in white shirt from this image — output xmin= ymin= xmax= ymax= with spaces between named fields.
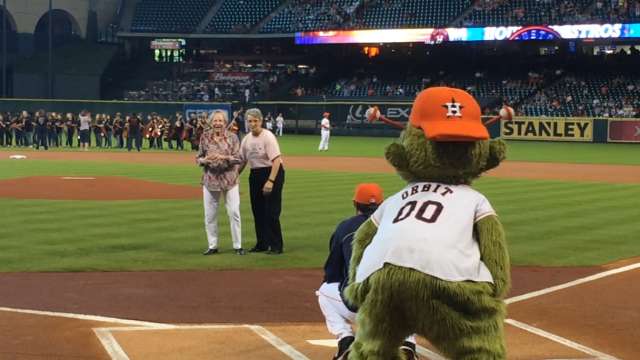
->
xmin=240 ymin=108 xmax=285 ymax=254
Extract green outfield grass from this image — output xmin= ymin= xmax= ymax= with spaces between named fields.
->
xmin=0 ymin=137 xmax=639 ymax=272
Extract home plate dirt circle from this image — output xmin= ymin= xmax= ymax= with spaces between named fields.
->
xmin=0 ymin=176 xmax=201 ymax=200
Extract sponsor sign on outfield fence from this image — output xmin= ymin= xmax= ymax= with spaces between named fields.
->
xmin=501 ymin=117 xmax=593 ymax=142
xmin=608 ymin=119 xmax=640 ymax=143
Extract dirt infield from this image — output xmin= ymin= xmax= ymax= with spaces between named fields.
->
xmin=1 ymin=151 xmax=639 ymax=358
xmin=0 ymin=176 xmax=201 ymax=200
xmin=0 ymin=263 xmax=638 ymax=359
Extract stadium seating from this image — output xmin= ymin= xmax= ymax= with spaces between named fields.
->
xmin=462 ymin=0 xmax=593 ymax=27
xmin=205 ymin=0 xmax=282 ymax=33
xmin=588 ymin=0 xmax=640 ymax=23
xmin=520 ymin=74 xmax=640 ymax=117
xmin=353 ymin=0 xmax=471 ymax=29
xmin=260 ymin=0 xmax=361 ymax=33
xmin=130 ymin=0 xmax=216 ymax=33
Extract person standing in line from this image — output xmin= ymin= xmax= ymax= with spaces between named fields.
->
xmin=197 ymin=110 xmax=245 ymax=256
xmin=78 ymin=110 xmax=92 ymax=151
xmin=319 ymin=112 xmax=331 ymax=151
xmin=275 ymin=113 xmax=284 ymax=136
xmin=34 ymin=110 xmax=49 ymax=150
xmin=239 ymin=108 xmax=285 ymax=255
xmin=127 ymin=113 xmax=142 ymax=152
xmin=64 ymin=113 xmax=76 ymax=147
xmin=316 ymin=183 xmax=418 ymax=360
xmin=22 ymin=111 xmax=34 ymax=148
xmin=113 ymin=113 xmax=124 ymax=148
xmin=12 ymin=113 xmax=23 ymax=147
xmin=174 ymin=113 xmax=185 ymax=150
xmin=55 ymin=113 xmax=64 ymax=147
xmin=2 ymin=113 xmax=12 ymax=146
xmin=0 ymin=114 xmax=5 ymax=147
xmin=104 ymin=114 xmax=113 ymax=148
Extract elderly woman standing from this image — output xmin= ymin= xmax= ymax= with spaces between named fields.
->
xmin=197 ymin=110 xmax=244 ymax=255
xmin=240 ymin=108 xmax=285 ymax=255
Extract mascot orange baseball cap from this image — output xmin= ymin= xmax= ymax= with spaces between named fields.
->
xmin=353 ymin=183 xmax=383 ymax=205
xmin=409 ymin=87 xmax=488 ymax=141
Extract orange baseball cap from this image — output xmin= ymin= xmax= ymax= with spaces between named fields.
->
xmin=409 ymin=87 xmax=488 ymax=141
xmin=353 ymin=183 xmax=383 ymax=205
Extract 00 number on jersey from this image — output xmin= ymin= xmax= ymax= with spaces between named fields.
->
xmin=392 ymin=200 xmax=444 ymax=224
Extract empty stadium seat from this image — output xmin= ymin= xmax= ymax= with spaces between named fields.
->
xmin=205 ymin=0 xmax=282 ymax=33
xmin=131 ymin=0 xmax=216 ymax=33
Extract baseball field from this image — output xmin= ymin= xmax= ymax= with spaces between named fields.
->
xmin=0 ymin=135 xmax=639 ymax=359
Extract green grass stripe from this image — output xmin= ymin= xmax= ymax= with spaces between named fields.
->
xmin=1 ymin=166 xmax=639 ymax=271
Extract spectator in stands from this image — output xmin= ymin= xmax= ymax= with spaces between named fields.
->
xmin=240 ymin=108 xmax=285 ymax=255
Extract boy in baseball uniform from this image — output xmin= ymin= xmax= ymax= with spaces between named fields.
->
xmin=317 ymin=184 xmax=417 ymax=360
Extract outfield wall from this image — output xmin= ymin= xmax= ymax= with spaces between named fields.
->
xmin=0 ymin=98 xmax=638 ymax=143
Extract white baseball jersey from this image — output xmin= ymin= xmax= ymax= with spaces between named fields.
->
xmin=321 ymin=118 xmax=330 ymax=133
xmin=355 ymin=182 xmax=495 ymax=284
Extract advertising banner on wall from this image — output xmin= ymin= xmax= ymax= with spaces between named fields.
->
xmin=501 ymin=117 xmax=593 ymax=141
xmin=608 ymin=119 xmax=640 ymax=143
xmin=183 ymin=103 xmax=231 ymax=121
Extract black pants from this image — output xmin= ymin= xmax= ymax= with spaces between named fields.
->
xmin=3 ymin=129 xmax=11 ymax=146
xmin=127 ymin=133 xmax=141 ymax=151
xmin=249 ymin=166 xmax=285 ymax=252
xmin=66 ymin=129 xmax=74 ymax=147
xmin=36 ymin=129 xmax=48 ymax=150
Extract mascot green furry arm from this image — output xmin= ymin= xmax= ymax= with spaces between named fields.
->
xmin=345 ymin=87 xmax=511 ymax=360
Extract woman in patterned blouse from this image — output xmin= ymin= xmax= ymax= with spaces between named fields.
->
xmin=196 ymin=110 xmax=245 ymax=255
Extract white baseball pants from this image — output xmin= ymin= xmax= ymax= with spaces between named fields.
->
xmin=317 ymin=282 xmax=418 ymax=343
xmin=319 ymin=130 xmax=330 ymax=150
xmin=317 ymin=282 xmax=356 ymax=339
xmin=203 ymin=185 xmax=242 ymax=250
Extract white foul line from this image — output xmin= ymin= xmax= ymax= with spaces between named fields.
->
xmin=506 ymin=262 xmax=640 ymax=305
xmin=505 ymin=319 xmax=620 ymax=360
xmin=93 ymin=328 xmax=131 ymax=360
xmin=0 ymin=306 xmax=171 ymax=328
xmin=248 ymin=325 xmax=310 ymax=360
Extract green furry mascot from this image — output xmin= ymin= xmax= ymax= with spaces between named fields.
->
xmin=345 ymin=87 xmax=510 ymax=360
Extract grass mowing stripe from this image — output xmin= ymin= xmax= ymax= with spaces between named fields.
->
xmin=1 ymin=158 xmax=639 ymax=270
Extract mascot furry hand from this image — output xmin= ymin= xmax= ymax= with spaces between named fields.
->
xmin=345 ymin=87 xmax=510 ymax=360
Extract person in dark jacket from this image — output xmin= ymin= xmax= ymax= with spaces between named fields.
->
xmin=316 ymin=183 xmax=417 ymax=360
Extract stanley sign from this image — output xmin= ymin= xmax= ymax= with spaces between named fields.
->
xmin=501 ymin=118 xmax=593 ymax=141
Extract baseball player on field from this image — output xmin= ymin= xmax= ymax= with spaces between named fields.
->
xmin=317 ymin=183 xmax=417 ymax=360
xmin=318 ymin=112 xmax=331 ymax=151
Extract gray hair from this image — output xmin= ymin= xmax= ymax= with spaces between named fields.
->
xmin=245 ymin=108 xmax=263 ymax=121
xmin=209 ymin=110 xmax=228 ymax=123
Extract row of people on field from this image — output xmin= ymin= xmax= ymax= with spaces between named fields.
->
xmin=0 ymin=109 xmax=286 ymax=150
